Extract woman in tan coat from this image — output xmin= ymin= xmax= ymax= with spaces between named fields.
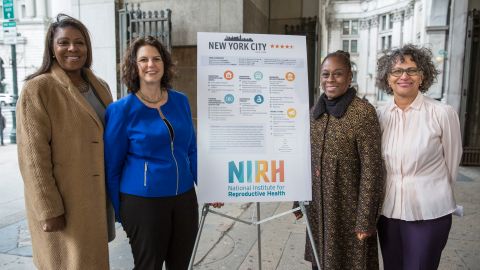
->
xmin=17 ymin=14 xmax=113 ymax=269
xmin=295 ymin=51 xmax=384 ymax=270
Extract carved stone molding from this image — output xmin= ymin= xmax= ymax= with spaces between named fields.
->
xmin=360 ymin=19 xmax=370 ymax=30
xmin=404 ymin=2 xmax=414 ymax=18
xmin=392 ymin=10 xmax=404 ymax=22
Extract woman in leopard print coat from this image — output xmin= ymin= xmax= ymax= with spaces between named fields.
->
xmin=295 ymin=51 xmax=384 ymax=270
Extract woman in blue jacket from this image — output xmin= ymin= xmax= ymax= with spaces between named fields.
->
xmin=104 ymin=36 xmax=198 ymax=269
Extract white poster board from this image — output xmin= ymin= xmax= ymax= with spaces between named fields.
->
xmin=197 ymin=32 xmax=311 ymax=203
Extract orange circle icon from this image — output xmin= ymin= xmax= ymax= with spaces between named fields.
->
xmin=285 ymin=72 xmax=295 ymax=81
xmin=287 ymin=108 xmax=297 ymax=118
xmin=224 ymin=70 xmax=234 ymax=80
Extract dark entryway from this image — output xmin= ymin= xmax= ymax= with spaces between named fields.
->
xmin=460 ymin=9 xmax=480 ymax=166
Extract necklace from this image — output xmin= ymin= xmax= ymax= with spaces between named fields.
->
xmin=76 ymin=79 xmax=90 ymax=93
xmin=137 ymin=89 xmax=164 ymax=104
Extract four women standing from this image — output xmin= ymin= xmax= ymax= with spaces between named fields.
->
xmin=16 ymin=13 xmax=462 ymax=269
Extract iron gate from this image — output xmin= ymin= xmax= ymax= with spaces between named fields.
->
xmin=118 ymin=3 xmax=172 ymax=97
xmin=460 ymin=9 xmax=480 ymax=166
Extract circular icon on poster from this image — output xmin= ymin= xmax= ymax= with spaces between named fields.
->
xmin=287 ymin=108 xmax=297 ymax=118
xmin=285 ymin=72 xmax=295 ymax=81
xmin=224 ymin=94 xmax=235 ymax=104
xmin=254 ymin=94 xmax=264 ymax=104
xmin=254 ymin=71 xmax=263 ymax=80
xmin=224 ymin=70 xmax=234 ymax=80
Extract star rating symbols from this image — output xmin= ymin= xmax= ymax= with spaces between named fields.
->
xmin=269 ymin=44 xmax=294 ymax=49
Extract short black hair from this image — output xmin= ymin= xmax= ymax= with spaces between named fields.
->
xmin=321 ymin=50 xmax=352 ymax=73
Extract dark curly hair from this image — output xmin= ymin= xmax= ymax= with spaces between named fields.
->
xmin=376 ymin=44 xmax=439 ymax=94
xmin=26 ymin=13 xmax=92 ymax=81
xmin=122 ymin=36 xmax=174 ymax=93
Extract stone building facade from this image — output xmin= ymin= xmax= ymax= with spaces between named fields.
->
xmin=0 ymin=0 xmax=117 ymax=98
xmin=321 ymin=0 xmax=449 ymax=105
xmin=0 ymin=0 xmax=49 ymax=95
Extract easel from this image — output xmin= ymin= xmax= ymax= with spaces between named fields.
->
xmin=188 ymin=201 xmax=321 ymax=270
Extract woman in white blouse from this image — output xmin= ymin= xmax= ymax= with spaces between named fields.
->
xmin=375 ymin=44 xmax=462 ymax=270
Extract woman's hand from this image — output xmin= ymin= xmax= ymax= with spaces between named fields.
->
xmin=356 ymin=230 xmax=375 ymax=241
xmin=209 ymin=202 xmax=224 ymax=208
xmin=42 ymin=215 xmax=66 ymax=232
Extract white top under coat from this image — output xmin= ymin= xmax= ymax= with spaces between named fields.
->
xmin=377 ymin=92 xmax=462 ymax=221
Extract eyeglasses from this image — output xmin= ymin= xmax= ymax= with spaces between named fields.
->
xmin=390 ymin=68 xmax=422 ymax=77
xmin=137 ymin=56 xmax=163 ymax=66
xmin=321 ymin=70 xmax=346 ymax=79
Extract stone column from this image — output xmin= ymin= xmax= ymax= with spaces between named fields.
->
xmin=36 ymin=0 xmax=47 ymax=19
xmin=367 ymin=16 xmax=379 ymax=103
xmin=358 ymin=19 xmax=370 ymax=97
xmin=391 ymin=11 xmax=403 ymax=48
xmin=403 ymin=3 xmax=414 ymax=44
xmin=79 ymin=0 xmax=117 ymax=98
xmin=446 ymin=0 xmax=467 ymax=111
xmin=413 ymin=0 xmax=424 ymax=44
xmin=328 ymin=19 xmax=342 ymax=51
xmin=25 ymin=0 xmax=35 ymax=18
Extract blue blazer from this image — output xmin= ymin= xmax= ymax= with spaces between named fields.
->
xmin=104 ymin=90 xmax=197 ymax=219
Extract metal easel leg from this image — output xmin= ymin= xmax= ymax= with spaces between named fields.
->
xmin=188 ymin=203 xmax=210 ymax=270
xmin=256 ymin=202 xmax=262 ymax=270
xmin=300 ymin=201 xmax=321 ymax=269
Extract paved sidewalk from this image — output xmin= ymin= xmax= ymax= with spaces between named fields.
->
xmin=0 ymin=144 xmax=479 ymax=269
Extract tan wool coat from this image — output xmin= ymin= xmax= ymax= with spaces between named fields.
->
xmin=17 ymin=63 xmax=113 ymax=270
xmin=300 ymin=89 xmax=384 ymax=270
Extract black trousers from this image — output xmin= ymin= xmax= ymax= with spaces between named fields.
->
xmin=378 ymin=214 xmax=452 ymax=270
xmin=120 ymin=189 xmax=199 ymax=270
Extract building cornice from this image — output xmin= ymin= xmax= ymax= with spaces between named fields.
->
xmin=425 ymin=25 xmax=449 ymax=32
xmin=328 ymin=1 xmax=412 ymax=20
xmin=327 ymin=1 xmax=415 ymax=30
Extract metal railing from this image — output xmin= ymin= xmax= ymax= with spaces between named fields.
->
xmin=462 ymin=147 xmax=480 ymax=166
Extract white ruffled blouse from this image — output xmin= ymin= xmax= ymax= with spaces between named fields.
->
xmin=377 ymin=92 xmax=462 ymax=221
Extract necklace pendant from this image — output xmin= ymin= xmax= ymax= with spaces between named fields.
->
xmin=138 ymin=90 xmax=163 ymax=104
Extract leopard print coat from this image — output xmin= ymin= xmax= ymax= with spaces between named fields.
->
xmin=301 ymin=89 xmax=384 ymax=270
